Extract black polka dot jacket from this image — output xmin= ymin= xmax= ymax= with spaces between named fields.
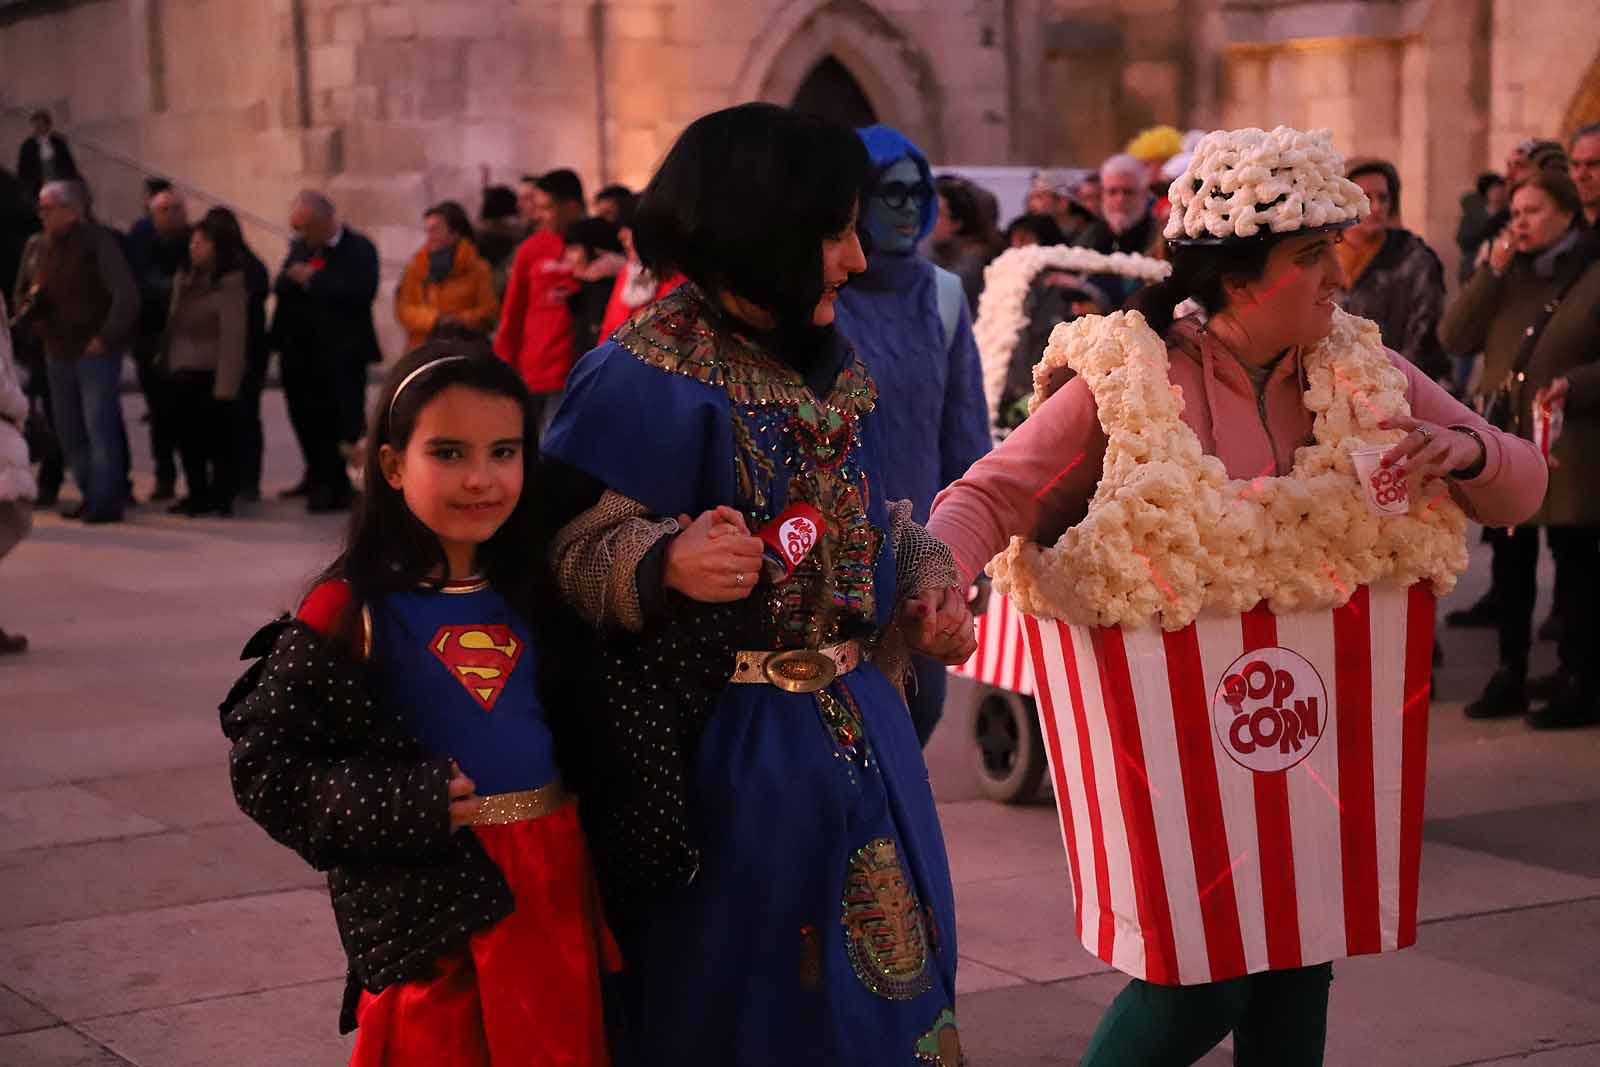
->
xmin=217 ymin=617 xmax=515 ymax=1033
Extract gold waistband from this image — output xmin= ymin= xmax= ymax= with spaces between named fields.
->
xmin=729 ymin=640 xmax=862 ymax=694
xmin=470 ymin=782 xmax=570 ymax=826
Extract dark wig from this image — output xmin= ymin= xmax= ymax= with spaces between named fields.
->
xmin=311 ymin=340 xmax=574 ymax=664
xmin=1126 ymin=235 xmax=1285 ymax=335
xmin=631 ymin=103 xmax=870 ymax=341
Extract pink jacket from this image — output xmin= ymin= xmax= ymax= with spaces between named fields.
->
xmin=929 ymin=318 xmax=1547 ymax=586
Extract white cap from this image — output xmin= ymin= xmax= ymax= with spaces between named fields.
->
xmin=1163 ymin=126 xmax=1370 ymax=243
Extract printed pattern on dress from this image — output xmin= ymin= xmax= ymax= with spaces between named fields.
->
xmin=840 ymin=837 xmax=934 ymax=1001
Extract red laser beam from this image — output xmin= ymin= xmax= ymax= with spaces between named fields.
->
xmin=1032 ymin=451 xmax=1088 ymax=501
xmin=1303 ymin=764 xmax=1344 ymax=813
xmin=1132 ymin=547 xmax=1181 ymax=607
xmin=1115 ymin=747 xmax=1162 ymax=800
xmin=1198 ymin=850 xmax=1251 ymax=901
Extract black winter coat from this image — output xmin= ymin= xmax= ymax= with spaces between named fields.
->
xmin=218 ymin=617 xmax=514 ymax=1033
xmin=269 ymin=229 xmax=382 ymax=365
xmin=1336 ymin=228 xmax=1450 ymax=380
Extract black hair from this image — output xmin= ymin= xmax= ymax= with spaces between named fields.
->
xmin=480 ymin=185 xmax=518 ymax=221
xmin=936 ymin=174 xmax=997 ymax=248
xmin=424 ymin=200 xmax=474 ymax=241
xmin=1006 ymin=213 xmax=1067 ymax=246
xmin=313 ymin=341 xmax=575 ymax=660
xmin=537 ymin=168 xmax=585 ymax=206
xmin=631 ymin=102 xmax=869 ymax=350
xmin=194 ymin=208 xmax=245 ymax=279
xmin=1126 ymin=235 xmax=1285 ymax=335
xmin=1476 ymin=172 xmax=1506 ymax=198
xmin=595 ymin=183 xmax=636 ymax=226
xmin=28 ymin=109 xmax=50 ymax=125
xmin=144 ymin=176 xmax=174 ymax=200
xmin=1347 ymin=158 xmax=1401 ymax=219
xmin=565 ymin=215 xmax=623 ymax=258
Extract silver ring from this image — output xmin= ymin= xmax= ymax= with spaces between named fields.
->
xmin=1417 ymin=425 xmax=1433 ymax=442
xmin=735 ymin=573 xmax=745 ymax=586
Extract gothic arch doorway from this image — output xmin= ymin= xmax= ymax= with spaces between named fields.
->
xmin=792 ymin=56 xmax=878 ymax=130
xmin=733 ymin=0 xmax=944 ymax=158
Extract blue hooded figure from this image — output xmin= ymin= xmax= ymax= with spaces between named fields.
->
xmin=835 ymin=125 xmax=991 ymax=747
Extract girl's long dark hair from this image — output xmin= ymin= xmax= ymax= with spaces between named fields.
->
xmin=311 ymin=340 xmax=586 ymax=707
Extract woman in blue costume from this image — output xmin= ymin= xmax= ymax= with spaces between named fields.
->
xmin=833 ymin=125 xmax=991 ymax=746
xmin=541 ymin=103 xmax=978 ymax=1066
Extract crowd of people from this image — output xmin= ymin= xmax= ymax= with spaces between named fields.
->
xmin=0 ymin=96 xmax=1595 ymax=1064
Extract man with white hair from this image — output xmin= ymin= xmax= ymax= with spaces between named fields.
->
xmin=1075 ymin=153 xmax=1165 ymax=303
xmin=269 ymin=189 xmax=380 ymax=512
xmin=11 ymin=180 xmax=137 ymax=523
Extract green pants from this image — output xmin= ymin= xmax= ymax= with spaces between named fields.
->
xmin=1082 ymin=963 xmax=1333 ymax=1067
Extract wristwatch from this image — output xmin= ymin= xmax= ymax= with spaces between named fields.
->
xmin=1447 ymin=425 xmax=1488 ymax=480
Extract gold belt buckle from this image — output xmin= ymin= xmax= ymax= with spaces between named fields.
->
xmin=762 ymin=648 xmax=838 ymax=694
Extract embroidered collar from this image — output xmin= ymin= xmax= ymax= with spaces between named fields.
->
xmin=612 ymin=283 xmax=876 ymax=418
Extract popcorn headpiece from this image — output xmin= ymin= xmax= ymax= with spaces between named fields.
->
xmin=1164 ymin=126 xmax=1370 ymax=244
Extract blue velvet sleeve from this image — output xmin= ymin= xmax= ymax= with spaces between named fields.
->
xmin=541 ymin=341 xmax=736 ymax=518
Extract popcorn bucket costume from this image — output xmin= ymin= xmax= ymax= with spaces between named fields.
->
xmin=929 ymin=127 xmax=1546 ymax=1065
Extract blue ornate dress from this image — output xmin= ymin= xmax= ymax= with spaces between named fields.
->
xmin=543 ymin=286 xmax=963 ymax=1066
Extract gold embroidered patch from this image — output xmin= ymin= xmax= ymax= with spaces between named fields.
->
xmin=914 ymin=1007 xmax=964 ymax=1066
xmin=840 ymin=838 xmax=932 ymax=1000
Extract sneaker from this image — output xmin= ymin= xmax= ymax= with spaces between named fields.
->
xmin=1465 ymin=667 xmax=1529 ymax=719
xmin=1446 ymin=594 xmax=1500 ymax=629
xmin=1527 ymin=674 xmax=1600 ymax=730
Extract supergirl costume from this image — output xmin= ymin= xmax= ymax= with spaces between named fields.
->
xmin=220 ymin=577 xmax=617 ymax=1065
xmin=542 ymin=284 xmax=966 ymax=1066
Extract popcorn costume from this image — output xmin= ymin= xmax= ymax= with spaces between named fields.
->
xmin=930 ymin=127 xmax=1545 ymax=1066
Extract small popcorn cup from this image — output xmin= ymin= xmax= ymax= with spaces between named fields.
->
xmin=1350 ymin=449 xmax=1410 ymax=516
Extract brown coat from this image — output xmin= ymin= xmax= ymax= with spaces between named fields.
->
xmin=394 ymin=239 xmax=498 ymax=352
xmin=14 ymin=222 xmax=138 ymax=360
xmin=1440 ymin=229 xmax=1600 ymax=526
xmin=162 ymin=267 xmax=248 ymax=400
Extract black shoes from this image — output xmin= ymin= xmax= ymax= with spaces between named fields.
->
xmin=306 ymin=485 xmax=354 ymax=513
xmin=0 ymin=629 xmax=26 ymax=655
xmin=58 ymin=501 xmax=84 ymax=520
xmin=279 ymin=480 xmax=310 ymax=499
xmin=1445 ymin=594 xmax=1499 ymax=629
xmin=149 ymin=477 xmax=177 ymax=502
xmin=1464 ymin=668 xmax=1529 ymax=720
xmin=168 ymin=496 xmax=234 ymax=518
xmin=1527 ymin=673 xmax=1599 ymax=730
xmin=1536 ymin=613 xmax=1562 ymax=643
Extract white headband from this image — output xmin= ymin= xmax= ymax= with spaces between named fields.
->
xmin=388 ymin=355 xmax=472 ymax=423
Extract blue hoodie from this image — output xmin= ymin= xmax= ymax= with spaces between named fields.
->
xmin=835 ymin=126 xmax=990 ymax=523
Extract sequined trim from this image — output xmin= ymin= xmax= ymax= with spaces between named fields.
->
xmin=612 ymin=284 xmax=876 ymax=418
xmin=470 ymin=782 xmax=569 ymax=825
xmin=840 ymin=838 xmax=933 ymax=1000
xmin=816 ymin=685 xmax=869 ymax=765
xmin=914 ymin=1007 xmax=964 ymax=1066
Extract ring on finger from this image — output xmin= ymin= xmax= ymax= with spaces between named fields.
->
xmin=734 ymin=572 xmax=745 ymax=586
xmin=1416 ymin=425 xmax=1433 ymax=443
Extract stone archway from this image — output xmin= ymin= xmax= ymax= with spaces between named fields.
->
xmin=1562 ymin=45 xmax=1600 ymax=134
xmin=792 ymin=55 xmax=878 ymax=131
xmin=732 ymin=0 xmax=945 ymax=158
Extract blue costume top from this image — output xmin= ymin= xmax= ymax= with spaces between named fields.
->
xmin=543 ymin=286 xmax=963 ymax=1066
xmin=835 ymin=126 xmax=990 ymax=522
xmin=367 ymin=581 xmax=556 ymax=795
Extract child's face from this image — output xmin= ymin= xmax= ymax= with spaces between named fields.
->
xmin=379 ymin=385 xmax=525 ymax=575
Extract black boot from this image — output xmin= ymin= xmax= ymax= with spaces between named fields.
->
xmin=1465 ymin=667 xmax=1529 ymax=720
xmin=1527 ymin=671 xmax=1563 ymax=703
xmin=149 ymin=476 xmax=177 ymax=502
xmin=1446 ymin=593 xmax=1500 ymax=629
xmin=1527 ymin=673 xmax=1599 ymax=730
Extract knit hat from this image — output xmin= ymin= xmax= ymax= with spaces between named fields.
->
xmin=1163 ymin=126 xmax=1370 ymax=244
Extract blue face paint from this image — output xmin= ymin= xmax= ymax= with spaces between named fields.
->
xmin=864 ymin=158 xmax=931 ymax=257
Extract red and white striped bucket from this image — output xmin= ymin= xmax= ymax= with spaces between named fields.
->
xmin=950 ymin=594 xmax=1035 ymax=696
xmin=1019 ymin=584 xmax=1435 ymax=985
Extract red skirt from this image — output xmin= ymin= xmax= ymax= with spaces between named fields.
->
xmin=350 ymin=803 xmax=621 ymax=1067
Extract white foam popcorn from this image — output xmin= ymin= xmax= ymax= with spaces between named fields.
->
xmin=988 ymin=308 xmax=1469 ymax=630
xmin=1165 ymin=127 xmax=1370 ymax=242
xmin=973 ymin=244 xmax=1172 ymax=422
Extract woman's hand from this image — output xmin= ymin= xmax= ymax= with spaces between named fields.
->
xmin=447 ymin=762 xmax=481 ymax=831
xmin=664 ymin=506 xmax=764 ymax=603
xmin=903 ymin=585 xmax=978 ymax=665
xmin=1378 ymin=416 xmax=1485 ymax=482
xmin=1488 ymin=232 xmax=1515 ymax=274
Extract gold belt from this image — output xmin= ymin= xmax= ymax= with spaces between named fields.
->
xmin=730 ymin=641 xmax=862 ymax=694
xmin=470 ymin=781 xmax=570 ymax=826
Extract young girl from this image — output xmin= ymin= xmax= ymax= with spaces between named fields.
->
xmin=220 ymin=341 xmax=617 ymax=1065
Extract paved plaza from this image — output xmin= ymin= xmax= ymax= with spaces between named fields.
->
xmin=0 ymin=390 xmax=1596 ymax=1066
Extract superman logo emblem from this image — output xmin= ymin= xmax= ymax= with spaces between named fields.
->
xmin=429 ymin=625 xmax=523 ymax=710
